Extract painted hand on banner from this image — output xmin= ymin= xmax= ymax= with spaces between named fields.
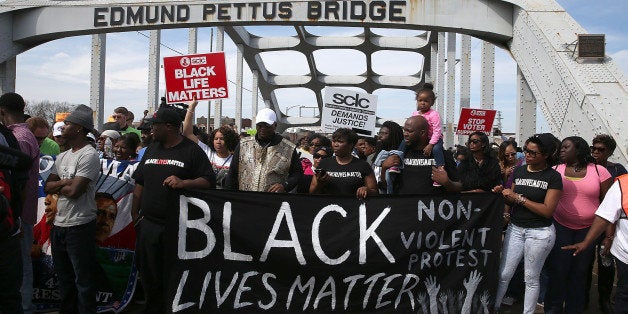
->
xmin=424 ymin=276 xmax=440 ymax=314
xmin=418 ymin=292 xmax=428 ymax=314
xmin=438 ymin=292 xmax=448 ymax=314
xmin=457 ymin=291 xmax=465 ymax=308
xmin=446 ymin=290 xmax=456 ymax=314
xmin=461 ymin=270 xmax=483 ymax=314
xmin=480 ymin=290 xmax=490 ymax=314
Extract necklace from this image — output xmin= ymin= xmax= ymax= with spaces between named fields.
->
xmin=527 ymin=165 xmax=546 ymax=173
xmin=573 ymin=164 xmax=582 ymax=172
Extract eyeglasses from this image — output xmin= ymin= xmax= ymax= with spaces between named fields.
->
xmin=313 ymin=153 xmax=328 ymax=159
xmin=505 ymin=152 xmax=517 ymax=157
xmin=468 ymin=139 xmax=481 ymax=145
xmin=523 ymin=148 xmax=540 ymax=157
xmin=590 ymin=146 xmax=606 ymax=153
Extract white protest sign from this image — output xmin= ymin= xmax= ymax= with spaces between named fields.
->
xmin=321 ymin=87 xmax=378 ymax=136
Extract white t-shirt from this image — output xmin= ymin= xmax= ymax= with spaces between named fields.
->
xmin=595 ymin=181 xmax=628 ymax=264
xmin=198 ymin=141 xmax=232 ymax=171
xmin=198 ymin=141 xmax=232 ymax=189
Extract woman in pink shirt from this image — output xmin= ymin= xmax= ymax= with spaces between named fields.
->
xmin=545 ymin=136 xmax=612 ymax=314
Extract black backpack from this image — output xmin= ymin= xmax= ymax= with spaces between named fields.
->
xmin=0 ymin=124 xmax=30 ymax=229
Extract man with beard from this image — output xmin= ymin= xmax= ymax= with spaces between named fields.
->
xmin=131 ymin=107 xmax=215 ymax=312
xmin=382 ymin=115 xmax=460 ymax=194
xmin=227 ymin=108 xmax=303 ymax=192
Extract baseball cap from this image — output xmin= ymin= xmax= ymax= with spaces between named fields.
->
xmin=255 ymin=108 xmax=277 ymax=125
xmin=147 ymin=107 xmax=182 ymax=126
xmin=53 ymin=121 xmax=64 ymax=137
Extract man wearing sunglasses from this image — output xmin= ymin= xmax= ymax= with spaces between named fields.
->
xmin=227 ymin=108 xmax=303 ymax=192
xmin=26 ymin=116 xmax=61 ymax=156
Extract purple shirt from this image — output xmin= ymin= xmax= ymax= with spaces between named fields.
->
xmin=9 ymin=123 xmax=40 ymax=225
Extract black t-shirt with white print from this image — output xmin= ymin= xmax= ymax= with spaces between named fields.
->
xmin=133 ymin=137 xmax=215 ymax=223
xmin=395 ymin=149 xmax=458 ymax=195
xmin=318 ymin=157 xmax=373 ymax=195
xmin=510 ymin=166 xmax=562 ymax=228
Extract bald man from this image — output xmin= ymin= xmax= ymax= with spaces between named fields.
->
xmin=381 ymin=116 xmax=460 ymax=194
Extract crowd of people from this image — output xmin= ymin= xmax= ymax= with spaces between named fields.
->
xmin=0 ymin=87 xmax=627 ymax=314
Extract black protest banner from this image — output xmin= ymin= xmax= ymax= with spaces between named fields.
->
xmin=165 ymin=191 xmax=503 ymax=313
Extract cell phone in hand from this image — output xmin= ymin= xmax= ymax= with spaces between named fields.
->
xmin=314 ymin=168 xmax=326 ymax=176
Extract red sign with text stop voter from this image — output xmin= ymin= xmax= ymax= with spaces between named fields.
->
xmin=163 ymin=52 xmax=228 ymax=103
xmin=456 ymin=108 xmax=497 ymax=135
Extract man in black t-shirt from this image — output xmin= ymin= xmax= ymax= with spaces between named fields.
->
xmin=383 ymin=116 xmax=459 ymax=194
xmin=131 ymin=107 xmax=215 ymax=313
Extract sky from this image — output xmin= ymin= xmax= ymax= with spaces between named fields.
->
xmin=11 ymin=0 xmax=627 ymax=133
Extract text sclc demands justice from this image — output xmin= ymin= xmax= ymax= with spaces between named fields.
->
xmin=321 ymin=87 xmax=378 ymax=136
xmin=164 ymin=52 xmax=229 ymax=103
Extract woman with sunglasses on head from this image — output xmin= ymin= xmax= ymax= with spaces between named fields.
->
xmin=310 ymin=128 xmax=378 ymax=199
xmin=454 ymin=131 xmax=502 ymax=192
xmin=492 ymin=134 xmax=563 ymax=314
xmin=583 ymin=134 xmax=628 ymax=313
xmin=544 ymin=136 xmax=613 ymax=314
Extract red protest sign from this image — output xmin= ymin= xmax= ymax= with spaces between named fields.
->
xmin=163 ymin=52 xmax=229 ymax=103
xmin=456 ymin=108 xmax=497 ymax=135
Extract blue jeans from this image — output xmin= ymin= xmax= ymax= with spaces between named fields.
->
xmin=615 ymin=257 xmax=628 ymax=314
xmin=545 ymin=221 xmax=595 ymax=314
xmin=431 ymin=138 xmax=445 ymax=166
xmin=20 ymin=222 xmax=33 ymax=314
xmin=51 ymin=221 xmax=97 ymax=314
xmin=0 ymin=234 xmax=23 ymax=313
xmin=495 ymin=223 xmax=555 ymax=314
xmin=373 ymin=150 xmax=404 ymax=194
